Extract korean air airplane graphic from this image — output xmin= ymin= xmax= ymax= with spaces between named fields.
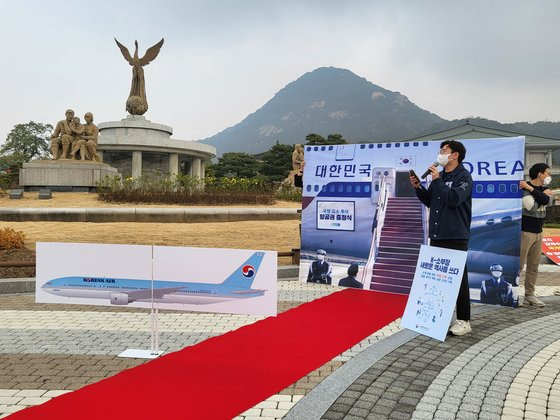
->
xmin=42 ymin=252 xmax=266 ymax=306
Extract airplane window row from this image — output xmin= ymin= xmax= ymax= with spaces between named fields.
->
xmin=308 ymin=184 xmax=372 ymax=193
xmin=309 ymin=182 xmax=520 ymax=195
xmin=305 ymin=142 xmax=429 ymax=153
xmin=475 ymin=183 xmax=519 ymax=194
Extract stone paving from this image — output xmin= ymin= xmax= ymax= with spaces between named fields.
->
xmin=1 ymin=270 xmax=559 ymax=419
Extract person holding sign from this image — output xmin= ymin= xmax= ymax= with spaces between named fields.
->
xmin=410 ymin=140 xmax=473 ymax=336
xmin=519 ymin=163 xmax=552 ymax=307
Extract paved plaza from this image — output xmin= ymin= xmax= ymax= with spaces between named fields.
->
xmin=0 ymin=269 xmax=559 ymax=419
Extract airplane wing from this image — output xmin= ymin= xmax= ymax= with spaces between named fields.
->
xmin=231 ymin=289 xmax=266 ymax=295
xmin=128 ymin=286 xmax=183 ymax=301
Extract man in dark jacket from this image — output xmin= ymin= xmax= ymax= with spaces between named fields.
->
xmin=338 ymin=264 xmax=363 ymax=289
xmin=410 ymin=140 xmax=473 ymax=336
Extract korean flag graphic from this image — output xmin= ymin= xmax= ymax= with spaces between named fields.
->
xmin=242 ymin=265 xmax=255 ymax=278
xmin=396 ymin=156 xmax=416 ymax=167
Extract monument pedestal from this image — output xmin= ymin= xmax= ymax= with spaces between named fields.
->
xmin=19 ymin=160 xmax=122 ymax=191
xmin=98 ymin=115 xmax=214 ymax=178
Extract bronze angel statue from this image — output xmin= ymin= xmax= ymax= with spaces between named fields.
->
xmin=114 ymin=38 xmax=164 ymax=115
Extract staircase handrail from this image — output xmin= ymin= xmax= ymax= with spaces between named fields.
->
xmin=360 ymin=175 xmax=390 ymax=285
xmin=421 ymin=179 xmax=430 ymax=244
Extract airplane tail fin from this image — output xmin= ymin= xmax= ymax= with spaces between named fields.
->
xmin=221 ymin=252 xmax=265 ymax=289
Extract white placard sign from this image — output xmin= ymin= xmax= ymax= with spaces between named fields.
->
xmin=36 ymin=242 xmax=277 ymax=317
xmin=400 ymin=245 xmax=468 ymax=341
xmin=317 ymin=201 xmax=355 ymax=231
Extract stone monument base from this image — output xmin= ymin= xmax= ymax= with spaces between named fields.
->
xmin=19 ymin=160 xmax=122 ymax=191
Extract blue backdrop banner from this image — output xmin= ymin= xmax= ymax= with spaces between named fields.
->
xmin=299 ymin=137 xmax=525 ymax=307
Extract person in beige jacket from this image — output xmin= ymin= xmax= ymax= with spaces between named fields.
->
xmin=519 ymin=163 xmax=553 ymax=307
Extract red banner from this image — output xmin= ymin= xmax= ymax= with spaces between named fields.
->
xmin=542 ymin=236 xmax=560 ymax=265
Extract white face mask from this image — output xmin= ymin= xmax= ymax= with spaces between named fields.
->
xmin=544 ymin=176 xmax=552 ymax=185
xmin=317 ymin=255 xmax=325 ymax=262
xmin=491 ymin=271 xmax=502 ymax=278
xmin=436 ymin=154 xmax=449 ymax=167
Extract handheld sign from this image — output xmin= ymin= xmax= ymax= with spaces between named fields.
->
xmin=401 ymin=245 xmax=467 ymax=341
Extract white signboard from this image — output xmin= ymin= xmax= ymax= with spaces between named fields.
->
xmin=400 ymin=245 xmax=468 ymax=341
xmin=317 ymin=201 xmax=355 ymax=231
xmin=36 ymin=242 xmax=277 ymax=317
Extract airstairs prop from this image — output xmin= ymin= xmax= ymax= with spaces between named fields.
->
xmin=362 ymin=174 xmax=428 ymax=294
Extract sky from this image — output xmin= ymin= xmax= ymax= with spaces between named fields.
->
xmin=1 ymin=0 xmax=560 ymax=146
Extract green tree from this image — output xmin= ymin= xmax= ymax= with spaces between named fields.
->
xmin=213 ymin=152 xmax=261 ymax=178
xmin=0 ymin=154 xmax=21 ymax=191
xmin=204 ymin=162 xmax=216 ymax=178
xmin=1 ymin=121 xmax=52 ymax=163
xmin=326 ymin=133 xmax=347 ymax=144
xmin=305 ymin=133 xmax=348 ymax=145
xmin=0 ymin=121 xmax=52 ymax=189
xmin=259 ymin=142 xmax=294 ymax=181
xmin=305 ymin=133 xmax=326 ymax=145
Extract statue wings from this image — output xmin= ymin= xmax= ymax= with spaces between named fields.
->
xmin=140 ymin=38 xmax=164 ymax=65
xmin=114 ymin=38 xmax=164 ymax=66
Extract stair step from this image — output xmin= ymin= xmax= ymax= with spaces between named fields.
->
xmin=381 ymin=227 xmax=424 ymax=238
xmin=371 ymin=276 xmax=414 ymax=287
xmin=383 ymin=221 xmax=422 ymax=225
xmin=381 ymin=240 xmax=423 ymax=246
xmin=371 ymin=269 xmax=415 ymax=280
xmin=381 ymin=230 xmax=424 ymax=236
xmin=379 ymin=242 xmax=423 ymax=250
xmin=370 ymin=283 xmax=411 ymax=295
xmin=378 ymin=247 xmax=421 ymax=255
xmin=381 ymin=229 xmax=424 ymax=235
xmin=373 ymin=263 xmax=416 ymax=273
xmin=377 ymin=252 xmax=419 ymax=260
xmin=374 ymin=261 xmax=416 ymax=270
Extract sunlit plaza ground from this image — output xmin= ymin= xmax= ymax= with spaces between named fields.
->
xmin=1 ymin=193 xmax=560 ymax=418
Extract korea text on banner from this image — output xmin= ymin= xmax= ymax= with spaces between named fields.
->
xmin=299 ymin=137 xmax=524 ymax=308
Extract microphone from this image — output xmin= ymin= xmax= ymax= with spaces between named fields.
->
xmin=421 ymin=162 xmax=439 ymax=179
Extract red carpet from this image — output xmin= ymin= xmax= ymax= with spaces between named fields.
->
xmin=10 ymin=289 xmax=406 ymax=420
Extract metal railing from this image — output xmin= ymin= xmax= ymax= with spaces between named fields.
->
xmin=361 ymin=175 xmax=391 ymax=284
xmin=422 ymin=179 xmax=431 ymax=245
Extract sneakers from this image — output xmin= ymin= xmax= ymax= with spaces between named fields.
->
xmin=449 ymin=320 xmax=472 ymax=336
xmin=524 ymin=295 xmax=546 ymax=307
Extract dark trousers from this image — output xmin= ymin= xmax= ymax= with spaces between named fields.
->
xmin=430 ymin=239 xmax=471 ymax=321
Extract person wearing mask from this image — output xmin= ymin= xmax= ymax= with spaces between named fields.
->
xmin=307 ymin=249 xmax=332 ymax=284
xmin=338 ymin=264 xmax=363 ymax=289
xmin=480 ymin=264 xmax=513 ymax=306
xmin=410 ymin=140 xmax=473 ymax=336
xmin=519 ymin=163 xmax=553 ymax=307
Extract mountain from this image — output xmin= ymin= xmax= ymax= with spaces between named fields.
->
xmin=417 ymin=117 xmax=560 ymax=140
xmin=200 ymin=67 xmax=444 ymax=154
xmin=200 ymin=67 xmax=560 ymax=155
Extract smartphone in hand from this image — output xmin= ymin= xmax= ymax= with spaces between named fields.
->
xmin=409 ymin=169 xmax=420 ymax=182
